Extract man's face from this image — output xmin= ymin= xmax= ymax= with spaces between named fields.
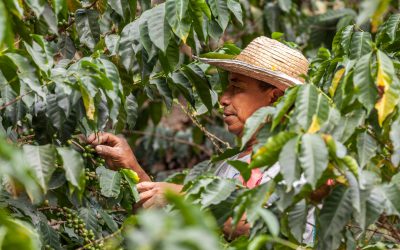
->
xmin=220 ymin=73 xmax=282 ymax=136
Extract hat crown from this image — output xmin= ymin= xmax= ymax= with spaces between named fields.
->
xmin=235 ymin=36 xmax=309 ymax=82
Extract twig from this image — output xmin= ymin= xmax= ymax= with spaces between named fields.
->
xmin=175 ymin=100 xmax=231 ymax=153
xmin=126 ymin=130 xmax=213 ymax=156
xmin=0 ymin=81 xmax=53 ymax=111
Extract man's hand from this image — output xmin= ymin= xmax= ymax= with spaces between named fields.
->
xmin=137 ymin=182 xmax=183 ymax=209
xmin=86 ymin=132 xmax=151 ymax=182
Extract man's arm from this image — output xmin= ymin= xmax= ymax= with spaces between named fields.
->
xmin=86 ymin=132 xmax=152 ymax=182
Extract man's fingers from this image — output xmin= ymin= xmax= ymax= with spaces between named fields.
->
xmin=138 ymin=189 xmax=157 ymax=204
xmin=137 ymin=182 xmax=155 ymax=192
xmin=87 ymin=132 xmax=120 ymax=146
xmin=95 ymin=145 xmax=119 ymax=158
xmin=142 ymin=196 xmax=157 ymax=209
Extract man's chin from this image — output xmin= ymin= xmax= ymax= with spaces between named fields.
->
xmin=227 ymin=125 xmax=243 ymax=136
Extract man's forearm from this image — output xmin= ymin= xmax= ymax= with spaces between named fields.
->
xmin=130 ymin=163 xmax=152 ymax=182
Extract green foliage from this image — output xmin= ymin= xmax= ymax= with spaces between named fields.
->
xmin=1 ymin=0 xmax=400 ymax=250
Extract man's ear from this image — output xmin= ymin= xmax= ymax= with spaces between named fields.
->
xmin=270 ymin=88 xmax=284 ymax=103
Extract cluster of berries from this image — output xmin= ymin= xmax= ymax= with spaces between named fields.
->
xmin=57 ymin=207 xmax=103 ymax=249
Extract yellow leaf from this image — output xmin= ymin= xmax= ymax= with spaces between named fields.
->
xmin=374 ymin=51 xmax=398 ymax=126
xmin=80 ymin=86 xmax=95 ymax=120
xmin=371 ymin=0 xmax=391 ymax=33
xmin=329 ymin=68 xmax=345 ymax=97
xmin=307 ymin=115 xmax=320 ymax=134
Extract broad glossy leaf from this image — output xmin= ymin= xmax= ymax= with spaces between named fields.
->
xmin=278 ymin=0 xmax=291 ymax=12
xmin=165 ymin=0 xmax=191 ymax=43
xmin=353 ymin=53 xmax=378 ymax=113
xmin=241 ymin=107 xmax=275 ymax=149
xmin=227 ymin=0 xmax=243 ymax=25
xmin=147 ymin=4 xmax=171 ymax=52
xmin=390 ymin=118 xmax=400 ymax=166
xmin=200 ymin=178 xmax=236 ymax=207
xmin=375 ymin=50 xmax=400 ymax=126
xmin=319 ymin=186 xmax=352 ymax=248
xmin=331 ymin=109 xmax=365 ymax=143
xmin=299 ymin=134 xmax=328 ymax=188
xmin=23 ymin=144 xmax=56 ymax=192
xmin=108 ymin=0 xmax=130 ymax=20
xmin=79 ymin=208 xmax=101 ymax=235
xmin=182 ymin=64 xmax=212 ymax=112
xmin=293 ymin=84 xmax=329 ymax=130
xmin=125 ymin=93 xmax=138 ymax=130
xmin=52 ymin=0 xmax=67 ymax=18
xmin=169 ymin=72 xmax=195 ymax=107
xmin=356 ymin=131 xmax=377 ymax=168
xmin=0 ymin=1 xmax=13 ymax=49
xmin=5 ymin=53 xmax=45 ymax=99
xmin=119 ymin=20 xmax=140 ymax=71
xmin=190 ymin=0 xmax=211 ymax=19
xmin=46 ymin=93 xmax=66 ymax=130
xmin=57 ymin=147 xmax=85 ymax=192
xmin=96 ymin=166 xmax=121 ymax=198
xmin=279 ymin=137 xmax=301 ymax=188
xmin=288 ymin=199 xmax=307 ymax=242
xmin=75 ymin=9 xmax=100 ymax=50
xmin=272 ymin=86 xmax=299 ymax=130
xmin=384 ymin=13 xmax=400 ymax=43
xmin=250 ymin=131 xmax=297 ymax=169
xmin=209 ymin=0 xmax=230 ymax=30
xmin=349 ymin=32 xmax=372 ymax=60
xmin=39 ymin=221 xmax=61 ymax=249
xmin=257 ymin=208 xmax=279 ymax=236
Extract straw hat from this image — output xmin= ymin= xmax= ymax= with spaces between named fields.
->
xmin=194 ymin=36 xmax=309 ymax=90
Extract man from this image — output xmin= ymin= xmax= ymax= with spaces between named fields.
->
xmin=87 ymin=36 xmax=310 ymax=236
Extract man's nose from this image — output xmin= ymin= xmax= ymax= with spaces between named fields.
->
xmin=220 ymin=91 xmax=231 ymax=107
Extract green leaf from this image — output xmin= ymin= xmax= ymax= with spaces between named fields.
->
xmin=272 ymin=86 xmax=299 ymax=130
xmin=52 ymin=0 xmax=67 ymax=18
xmin=319 ymin=186 xmax=353 ymax=248
xmin=349 ymin=32 xmax=372 ymax=60
xmin=39 ymin=221 xmax=61 ymax=249
xmin=22 ymin=144 xmax=56 ymax=192
xmin=288 ymin=199 xmax=307 ymax=242
xmin=390 ymin=117 xmax=400 ymax=166
xmin=209 ymin=0 xmax=230 ymax=30
xmin=293 ymin=84 xmax=329 ymax=130
xmin=125 ymin=93 xmax=138 ymax=130
xmin=0 ymin=1 xmax=13 ymax=49
xmin=332 ymin=109 xmax=365 ymax=143
xmin=120 ymin=168 xmax=140 ymax=202
xmin=0 ymin=215 xmax=41 ymax=250
xmin=384 ymin=13 xmax=400 ymax=43
xmin=118 ymin=20 xmax=140 ymax=71
xmin=353 ymin=53 xmax=378 ymax=113
xmin=356 ymin=131 xmax=377 ymax=168
xmin=227 ymin=0 xmax=242 ymax=25
xmin=57 ymin=147 xmax=85 ymax=192
xmin=96 ymin=166 xmax=121 ymax=198
xmin=108 ymin=0 xmax=130 ymax=20
xmin=165 ymin=0 xmax=191 ymax=43
xmin=147 ymin=4 xmax=171 ymax=52
xmin=24 ymin=0 xmax=45 ymax=20
xmin=279 ymin=137 xmax=301 ymax=188
xmin=169 ymin=72 xmax=195 ymax=107
xmin=200 ymin=178 xmax=236 ymax=207
xmin=75 ymin=9 xmax=100 ymax=50
xmin=190 ymin=0 xmax=211 ymax=19
xmin=250 ymin=131 xmax=297 ymax=169
xmin=375 ymin=50 xmax=400 ymax=126
xmin=182 ymin=65 xmax=213 ymax=112
xmin=78 ymin=208 xmax=101 ymax=236
xmin=227 ymin=160 xmax=250 ymax=181
xmin=299 ymin=133 xmax=329 ymax=188
xmin=257 ymin=208 xmax=279 ymax=236
xmin=278 ymin=0 xmax=291 ymax=12
xmin=241 ymin=107 xmax=275 ymax=150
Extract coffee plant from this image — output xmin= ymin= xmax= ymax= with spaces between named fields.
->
xmin=1 ymin=0 xmax=400 ymax=249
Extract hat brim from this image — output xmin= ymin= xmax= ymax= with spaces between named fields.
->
xmin=194 ymin=56 xmax=304 ymax=91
